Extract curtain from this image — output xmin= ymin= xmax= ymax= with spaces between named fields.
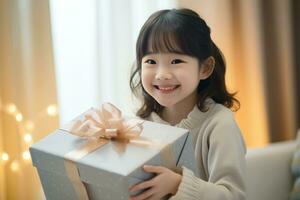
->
xmin=50 ymin=0 xmax=178 ymax=125
xmin=260 ymin=0 xmax=299 ymax=142
xmin=294 ymin=0 xmax=300 ymax=131
xmin=178 ymin=0 xmax=299 ymax=146
xmin=0 ymin=0 xmax=58 ymax=199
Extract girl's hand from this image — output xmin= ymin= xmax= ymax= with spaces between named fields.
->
xmin=129 ymin=165 xmax=182 ymax=200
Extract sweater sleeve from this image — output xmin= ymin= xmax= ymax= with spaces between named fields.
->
xmin=169 ymin=112 xmax=247 ymax=200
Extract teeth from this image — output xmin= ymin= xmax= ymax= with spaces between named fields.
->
xmin=157 ymin=86 xmax=177 ymax=91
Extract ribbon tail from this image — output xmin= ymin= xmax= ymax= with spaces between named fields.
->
xmin=64 ymin=159 xmax=89 ymax=200
xmin=64 ymin=139 xmax=109 ymax=199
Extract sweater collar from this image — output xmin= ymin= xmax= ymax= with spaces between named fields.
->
xmin=149 ymin=98 xmax=216 ymax=130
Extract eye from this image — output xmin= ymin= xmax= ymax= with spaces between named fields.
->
xmin=144 ymin=59 xmax=156 ymax=64
xmin=171 ymin=59 xmax=185 ymax=64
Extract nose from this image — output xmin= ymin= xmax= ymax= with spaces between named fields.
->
xmin=155 ymin=67 xmax=172 ymax=80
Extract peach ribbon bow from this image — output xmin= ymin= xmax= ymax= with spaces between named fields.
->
xmin=68 ymin=102 xmax=143 ymax=143
xmin=62 ymin=103 xmax=144 ymax=200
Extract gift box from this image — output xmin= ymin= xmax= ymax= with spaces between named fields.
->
xmin=30 ymin=103 xmax=198 ymax=200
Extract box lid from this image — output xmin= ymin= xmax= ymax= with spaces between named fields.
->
xmin=30 ymin=120 xmax=190 ymax=187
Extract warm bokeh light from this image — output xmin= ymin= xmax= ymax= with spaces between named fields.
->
xmin=22 ymin=151 xmax=31 ymax=161
xmin=24 ymin=133 xmax=32 ymax=143
xmin=1 ymin=152 xmax=9 ymax=162
xmin=47 ymin=104 xmax=58 ymax=116
xmin=10 ymin=160 xmax=19 ymax=172
xmin=6 ymin=103 xmax=17 ymax=114
xmin=15 ymin=113 xmax=23 ymax=122
xmin=25 ymin=120 xmax=35 ymax=132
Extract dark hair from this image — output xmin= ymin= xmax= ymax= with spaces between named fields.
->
xmin=130 ymin=8 xmax=240 ymax=119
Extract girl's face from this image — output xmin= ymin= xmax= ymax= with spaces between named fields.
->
xmin=141 ymin=53 xmax=205 ymax=109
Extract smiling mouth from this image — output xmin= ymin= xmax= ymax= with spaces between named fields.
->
xmin=153 ymin=85 xmax=180 ymax=92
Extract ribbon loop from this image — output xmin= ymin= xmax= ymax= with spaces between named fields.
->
xmin=68 ymin=102 xmax=144 ymax=143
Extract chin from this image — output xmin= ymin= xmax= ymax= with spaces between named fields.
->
xmin=155 ymin=99 xmax=177 ymax=108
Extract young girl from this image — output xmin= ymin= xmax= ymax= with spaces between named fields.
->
xmin=128 ymin=8 xmax=246 ymax=200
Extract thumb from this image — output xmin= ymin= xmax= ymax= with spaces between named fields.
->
xmin=143 ymin=165 xmax=166 ymax=174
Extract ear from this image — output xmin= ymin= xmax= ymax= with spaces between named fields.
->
xmin=199 ymin=56 xmax=215 ymax=80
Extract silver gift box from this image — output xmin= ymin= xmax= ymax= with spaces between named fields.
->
xmin=30 ymin=110 xmax=198 ymax=200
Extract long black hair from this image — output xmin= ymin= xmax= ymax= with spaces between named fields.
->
xmin=130 ymin=8 xmax=239 ymax=118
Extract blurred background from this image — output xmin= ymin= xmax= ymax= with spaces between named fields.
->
xmin=0 ymin=0 xmax=299 ymax=199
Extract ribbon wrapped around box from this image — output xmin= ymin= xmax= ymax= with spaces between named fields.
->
xmin=30 ymin=103 xmax=198 ymax=200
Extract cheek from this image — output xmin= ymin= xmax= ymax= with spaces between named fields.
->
xmin=176 ymin=71 xmax=200 ymax=89
xmin=141 ymin=69 xmax=153 ymax=90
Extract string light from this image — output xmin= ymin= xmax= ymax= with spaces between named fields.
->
xmin=1 ymin=102 xmax=58 ymax=170
xmin=7 ymin=103 xmax=17 ymax=114
xmin=1 ymin=152 xmax=9 ymax=162
xmin=16 ymin=113 xmax=23 ymax=122
xmin=24 ymin=133 xmax=32 ymax=143
xmin=47 ymin=104 xmax=58 ymax=116
xmin=25 ymin=120 xmax=35 ymax=132
xmin=10 ymin=160 xmax=19 ymax=171
xmin=22 ymin=151 xmax=31 ymax=161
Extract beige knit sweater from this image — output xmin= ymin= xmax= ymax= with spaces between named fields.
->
xmin=146 ymin=99 xmax=246 ymax=200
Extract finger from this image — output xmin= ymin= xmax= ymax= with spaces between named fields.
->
xmin=143 ymin=165 xmax=166 ymax=174
xmin=145 ymin=195 xmax=159 ymax=200
xmin=144 ymin=196 xmax=156 ymax=200
xmin=130 ymin=180 xmax=154 ymax=193
xmin=146 ymin=194 xmax=162 ymax=200
xmin=144 ymin=198 xmax=153 ymax=200
xmin=130 ymin=188 xmax=155 ymax=200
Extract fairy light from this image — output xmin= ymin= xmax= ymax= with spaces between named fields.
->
xmin=7 ymin=103 xmax=17 ymax=114
xmin=0 ymin=102 xmax=58 ymax=170
xmin=24 ymin=133 xmax=32 ymax=143
xmin=25 ymin=120 xmax=35 ymax=132
xmin=10 ymin=160 xmax=19 ymax=171
xmin=22 ymin=151 xmax=31 ymax=160
xmin=47 ymin=104 xmax=58 ymax=116
xmin=15 ymin=113 xmax=23 ymax=122
xmin=1 ymin=152 xmax=9 ymax=162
